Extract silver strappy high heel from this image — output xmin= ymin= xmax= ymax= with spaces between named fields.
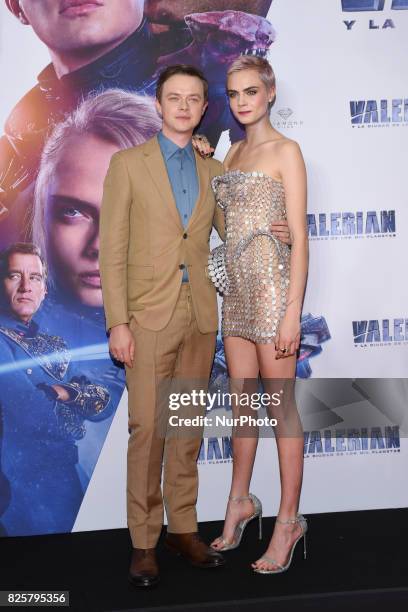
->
xmin=212 ymin=493 xmax=263 ymax=551
xmin=253 ymin=513 xmax=307 ymax=574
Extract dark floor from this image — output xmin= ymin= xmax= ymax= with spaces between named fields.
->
xmin=1 ymin=508 xmax=408 ymax=612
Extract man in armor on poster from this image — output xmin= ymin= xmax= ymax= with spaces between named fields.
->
xmin=0 ymin=243 xmax=111 ymax=535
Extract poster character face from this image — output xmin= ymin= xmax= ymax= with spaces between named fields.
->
xmin=3 ymin=253 xmax=46 ymax=322
xmin=227 ymin=68 xmax=273 ymax=126
xmin=45 ymin=133 xmax=118 ymax=308
xmin=32 ymin=89 xmax=161 ymax=308
xmin=14 ymin=0 xmax=145 ymax=53
xmin=156 ymin=74 xmax=207 ymax=135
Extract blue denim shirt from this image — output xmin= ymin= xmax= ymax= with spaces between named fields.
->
xmin=158 ymin=131 xmax=199 ymax=282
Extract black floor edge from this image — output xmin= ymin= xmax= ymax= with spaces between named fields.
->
xmin=111 ymin=587 xmax=408 ymax=612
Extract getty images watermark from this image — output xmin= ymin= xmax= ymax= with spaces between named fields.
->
xmin=158 ymin=377 xmax=407 ymax=441
xmin=167 ymin=389 xmax=283 ymax=428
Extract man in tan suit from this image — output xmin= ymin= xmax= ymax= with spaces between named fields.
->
xmin=99 ymin=65 xmax=226 ymax=587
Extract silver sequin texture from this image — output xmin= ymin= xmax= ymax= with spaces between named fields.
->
xmin=212 ymin=170 xmax=290 ymax=344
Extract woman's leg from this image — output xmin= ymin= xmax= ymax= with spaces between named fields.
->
xmin=211 ymin=336 xmax=260 ymax=549
xmin=252 ymin=344 xmax=305 ymax=571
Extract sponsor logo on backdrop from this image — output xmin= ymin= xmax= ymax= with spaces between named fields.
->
xmin=341 ymin=0 xmax=408 ymax=31
xmin=308 ymin=210 xmax=396 ymax=240
xmin=271 ymin=107 xmax=303 ymax=130
xmin=353 ymin=318 xmax=408 ymax=346
xmin=304 ymin=426 xmax=400 ymax=457
xmin=350 ymin=99 xmax=408 ymax=128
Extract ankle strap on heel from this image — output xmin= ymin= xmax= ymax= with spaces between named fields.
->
xmin=276 ymin=513 xmax=304 ymax=525
xmin=229 ymin=495 xmax=251 ymax=503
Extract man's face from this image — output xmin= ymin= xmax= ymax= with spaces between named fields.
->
xmin=45 ymin=133 xmax=118 ymax=307
xmin=15 ymin=0 xmax=144 ymax=53
xmin=3 ymin=253 xmax=46 ymax=323
xmin=156 ymin=74 xmax=208 ymax=136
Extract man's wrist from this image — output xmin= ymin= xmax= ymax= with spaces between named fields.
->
xmin=109 ymin=323 xmax=129 ymax=332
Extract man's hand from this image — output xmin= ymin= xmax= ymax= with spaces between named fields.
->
xmin=109 ymin=324 xmax=135 ymax=368
xmin=271 ymin=220 xmax=292 ymax=245
xmin=192 ymin=134 xmax=214 ymax=158
xmin=37 ymin=382 xmax=70 ymax=402
xmin=52 ymin=385 xmax=71 ymax=401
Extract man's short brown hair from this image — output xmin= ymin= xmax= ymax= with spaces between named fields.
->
xmin=0 ymin=243 xmax=48 ymax=281
xmin=156 ymin=64 xmax=209 ymax=102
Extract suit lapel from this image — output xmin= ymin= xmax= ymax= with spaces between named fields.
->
xmin=187 ymin=149 xmax=210 ymax=229
xmin=143 ymin=136 xmax=182 ymax=229
xmin=142 ymin=136 xmax=210 ymax=231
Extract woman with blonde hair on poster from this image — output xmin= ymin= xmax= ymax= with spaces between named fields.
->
xmin=33 ymin=89 xmax=161 ymax=310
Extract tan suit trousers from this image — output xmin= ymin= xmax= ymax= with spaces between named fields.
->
xmin=126 ymin=284 xmax=216 ymax=548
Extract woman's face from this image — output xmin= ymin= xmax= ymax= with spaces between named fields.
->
xmin=227 ymin=69 xmax=274 ymax=126
xmin=45 ymin=133 xmax=119 ymax=307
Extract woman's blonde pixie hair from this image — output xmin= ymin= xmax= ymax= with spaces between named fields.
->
xmin=227 ymin=55 xmax=276 ymax=106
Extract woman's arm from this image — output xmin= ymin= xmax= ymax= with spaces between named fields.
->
xmin=275 ymin=140 xmax=308 ymax=357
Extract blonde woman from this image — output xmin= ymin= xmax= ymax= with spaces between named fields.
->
xmin=209 ymin=56 xmax=308 ymax=574
xmin=33 ymin=89 xmax=162 ymax=309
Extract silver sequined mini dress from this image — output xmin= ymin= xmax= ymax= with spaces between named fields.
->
xmin=212 ymin=170 xmax=291 ymax=344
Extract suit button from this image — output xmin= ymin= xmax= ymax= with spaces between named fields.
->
xmin=183 ymin=233 xmax=188 ymax=239
xmin=179 ymin=264 xmax=185 ymax=270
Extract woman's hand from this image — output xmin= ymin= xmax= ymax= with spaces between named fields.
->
xmin=275 ymin=313 xmax=301 ymax=359
xmin=192 ymin=134 xmax=214 ymax=158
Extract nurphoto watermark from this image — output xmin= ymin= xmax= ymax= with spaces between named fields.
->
xmin=154 ymin=377 xmax=408 ymax=441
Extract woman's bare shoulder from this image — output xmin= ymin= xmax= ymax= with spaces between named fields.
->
xmin=267 ymin=138 xmax=304 ymax=168
xmin=264 ymin=136 xmax=300 ymax=152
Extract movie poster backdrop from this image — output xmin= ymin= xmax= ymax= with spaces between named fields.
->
xmin=0 ymin=0 xmax=406 ymax=536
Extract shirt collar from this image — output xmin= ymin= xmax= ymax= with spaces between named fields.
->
xmin=37 ymin=18 xmax=155 ymax=93
xmin=158 ymin=131 xmax=195 ymax=163
xmin=0 ymin=309 xmax=39 ymax=336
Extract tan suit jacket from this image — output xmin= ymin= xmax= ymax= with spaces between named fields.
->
xmin=99 ymin=135 xmax=225 ymax=334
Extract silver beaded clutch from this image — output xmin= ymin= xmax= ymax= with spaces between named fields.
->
xmin=208 ymin=231 xmax=287 ymax=297
xmin=207 ymin=243 xmax=230 ymax=295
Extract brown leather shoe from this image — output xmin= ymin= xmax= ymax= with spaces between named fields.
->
xmin=165 ymin=532 xmax=226 ymax=568
xmin=128 ymin=548 xmax=159 ymax=588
